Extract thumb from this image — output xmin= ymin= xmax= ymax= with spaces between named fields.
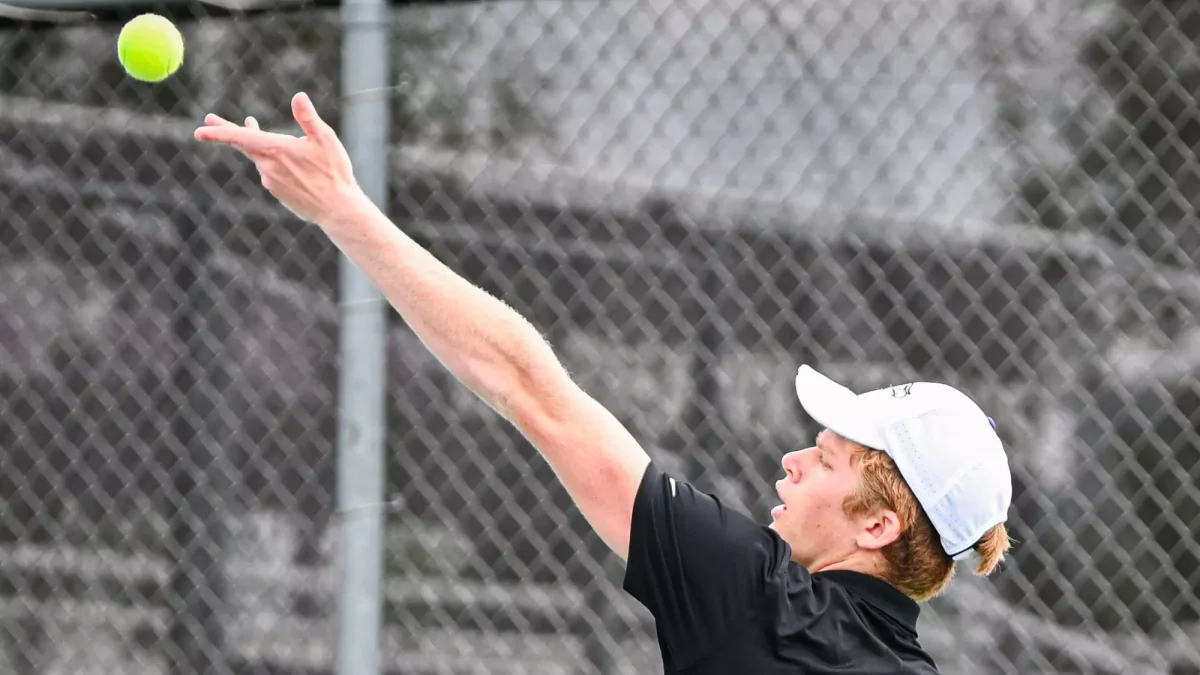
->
xmin=292 ymin=92 xmax=333 ymax=142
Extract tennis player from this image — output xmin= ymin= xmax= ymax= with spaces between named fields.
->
xmin=195 ymin=93 xmax=1013 ymax=674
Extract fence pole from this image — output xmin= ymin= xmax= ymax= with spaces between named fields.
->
xmin=336 ymin=0 xmax=391 ymax=673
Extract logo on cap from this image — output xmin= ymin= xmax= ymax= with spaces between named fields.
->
xmin=890 ymin=383 xmax=914 ymax=398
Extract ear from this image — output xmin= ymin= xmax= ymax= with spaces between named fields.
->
xmin=855 ymin=508 xmax=903 ymax=552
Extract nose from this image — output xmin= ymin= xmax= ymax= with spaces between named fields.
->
xmin=780 ymin=450 xmax=805 ymax=481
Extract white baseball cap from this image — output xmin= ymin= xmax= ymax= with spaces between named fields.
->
xmin=794 ymin=365 xmax=1012 ymax=561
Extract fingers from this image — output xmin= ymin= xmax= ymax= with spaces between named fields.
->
xmin=291 ymin=92 xmax=335 ymax=145
xmin=203 ymin=113 xmax=260 ymax=130
xmin=193 ymin=123 xmax=288 ymax=154
xmin=196 ymin=96 xmax=329 ymax=156
xmin=204 ymin=113 xmax=238 ymax=127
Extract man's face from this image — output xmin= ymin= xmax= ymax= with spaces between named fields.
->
xmin=768 ymin=429 xmax=874 ymax=570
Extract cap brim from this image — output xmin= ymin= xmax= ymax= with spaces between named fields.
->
xmin=794 ymin=366 xmax=887 ymax=450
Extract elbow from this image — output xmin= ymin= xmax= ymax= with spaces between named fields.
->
xmin=506 ymin=359 xmax=574 ymax=432
xmin=478 ymin=328 xmax=571 ymax=429
xmin=508 ymin=349 xmax=586 ymax=440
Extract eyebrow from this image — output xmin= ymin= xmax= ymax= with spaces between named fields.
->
xmin=816 ymin=432 xmax=833 ymax=455
xmin=816 ymin=432 xmax=847 ymax=462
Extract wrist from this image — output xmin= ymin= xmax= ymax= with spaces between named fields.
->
xmin=317 ymin=184 xmax=379 ymax=233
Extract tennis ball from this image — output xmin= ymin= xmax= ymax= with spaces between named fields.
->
xmin=117 ymin=14 xmax=184 ymax=83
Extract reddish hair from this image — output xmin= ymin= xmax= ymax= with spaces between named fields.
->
xmin=843 ymin=447 xmax=1011 ymax=600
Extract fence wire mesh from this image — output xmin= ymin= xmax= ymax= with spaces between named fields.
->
xmin=2 ymin=0 xmax=1200 ymax=673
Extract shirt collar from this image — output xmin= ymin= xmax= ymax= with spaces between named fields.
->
xmin=814 ymin=570 xmax=921 ymax=629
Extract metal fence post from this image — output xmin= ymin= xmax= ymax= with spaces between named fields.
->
xmin=336 ymin=0 xmax=391 ymax=673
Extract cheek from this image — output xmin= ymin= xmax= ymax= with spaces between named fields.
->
xmin=789 ymin=486 xmax=847 ymax=528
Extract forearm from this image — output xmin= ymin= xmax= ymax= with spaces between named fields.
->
xmin=319 ymin=192 xmax=561 ymax=420
xmin=197 ymin=98 xmax=651 ymax=560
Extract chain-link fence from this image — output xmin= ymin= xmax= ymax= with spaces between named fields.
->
xmin=3 ymin=0 xmax=1200 ymax=673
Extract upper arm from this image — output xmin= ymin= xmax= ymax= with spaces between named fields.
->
xmin=621 ymin=463 xmax=794 ymax=667
xmin=504 ymin=372 xmax=652 ymax=559
xmin=501 ymin=363 xmax=793 ymax=666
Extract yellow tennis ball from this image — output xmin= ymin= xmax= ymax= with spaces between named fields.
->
xmin=117 ymin=14 xmax=184 ymax=83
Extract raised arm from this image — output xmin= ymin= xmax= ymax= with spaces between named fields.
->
xmin=319 ymin=188 xmax=651 ymax=557
xmin=194 ymin=93 xmax=650 ymax=558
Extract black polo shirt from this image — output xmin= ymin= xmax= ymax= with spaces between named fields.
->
xmin=623 ymin=462 xmax=941 ymax=674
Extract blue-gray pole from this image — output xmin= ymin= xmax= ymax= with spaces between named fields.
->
xmin=336 ymin=0 xmax=390 ymax=671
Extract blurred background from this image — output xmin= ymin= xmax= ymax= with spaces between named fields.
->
xmin=2 ymin=0 xmax=1199 ymax=673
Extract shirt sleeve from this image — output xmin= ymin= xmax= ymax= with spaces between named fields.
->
xmin=622 ymin=462 xmax=793 ymax=666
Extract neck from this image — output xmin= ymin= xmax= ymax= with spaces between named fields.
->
xmin=805 ymin=552 xmax=887 ymax=578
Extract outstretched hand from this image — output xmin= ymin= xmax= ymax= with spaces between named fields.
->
xmin=194 ymin=92 xmax=363 ymax=224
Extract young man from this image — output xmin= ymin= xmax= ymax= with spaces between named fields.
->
xmin=194 ymin=94 xmax=1013 ymax=673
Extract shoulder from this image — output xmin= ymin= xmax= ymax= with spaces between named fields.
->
xmin=629 ymin=463 xmax=793 ymax=581
xmin=622 ymin=463 xmax=797 ymax=665
xmin=758 ymin=570 xmax=939 ymax=673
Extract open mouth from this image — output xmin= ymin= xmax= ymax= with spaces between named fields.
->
xmin=771 ymin=503 xmax=787 ymax=519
